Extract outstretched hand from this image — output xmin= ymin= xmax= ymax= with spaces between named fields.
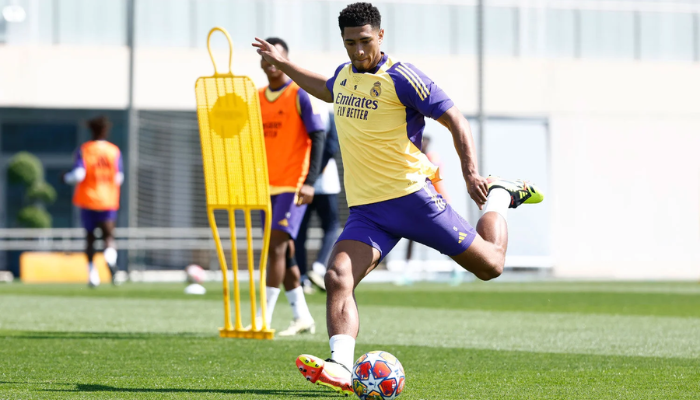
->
xmin=466 ymin=174 xmax=489 ymax=210
xmin=252 ymin=37 xmax=286 ymax=67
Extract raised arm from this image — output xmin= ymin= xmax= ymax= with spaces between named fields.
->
xmin=253 ymin=37 xmax=333 ymax=103
xmin=437 ymin=106 xmax=489 ymax=209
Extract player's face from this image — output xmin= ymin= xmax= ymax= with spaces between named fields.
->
xmin=342 ymin=25 xmax=384 ymax=72
xmin=260 ymin=44 xmax=287 ymax=80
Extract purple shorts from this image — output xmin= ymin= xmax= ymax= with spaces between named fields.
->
xmin=337 ymin=180 xmax=477 ymax=261
xmin=262 ymin=192 xmax=307 ymax=240
xmin=80 ymin=209 xmax=117 ymax=233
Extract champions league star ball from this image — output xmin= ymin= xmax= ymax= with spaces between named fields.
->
xmin=352 ymin=351 xmax=405 ymax=400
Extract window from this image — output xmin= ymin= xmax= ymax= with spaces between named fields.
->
xmin=1 ymin=123 xmax=77 ymax=153
xmin=454 ymin=5 xmax=476 ymax=55
xmin=546 ymin=9 xmax=576 ymax=58
xmin=57 ymin=0 xmax=125 ymax=45
xmin=580 ymin=10 xmax=635 ymax=59
xmin=485 ymin=7 xmax=516 ymax=56
xmin=639 ymin=12 xmax=694 ymax=62
xmin=136 ymin=0 xmax=191 ymax=47
xmin=392 ymin=3 xmax=451 ymax=55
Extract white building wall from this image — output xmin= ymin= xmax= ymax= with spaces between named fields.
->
xmin=2 ymin=45 xmax=700 ymax=279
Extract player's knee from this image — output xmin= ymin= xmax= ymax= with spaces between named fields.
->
xmin=325 ymin=263 xmax=352 ymax=293
xmin=475 ymin=259 xmax=503 ymax=281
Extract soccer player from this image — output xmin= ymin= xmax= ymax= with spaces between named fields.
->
xmin=294 ymin=112 xmax=341 ymax=293
xmin=257 ymin=37 xmax=326 ymax=336
xmin=253 ymin=3 xmax=544 ymax=395
xmin=63 ymin=116 xmax=122 ymax=287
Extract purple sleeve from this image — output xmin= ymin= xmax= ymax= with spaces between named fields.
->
xmin=73 ymin=150 xmax=85 ymax=169
xmin=387 ymin=62 xmax=454 ymax=120
xmin=297 ymin=88 xmax=326 ymax=134
xmin=325 ymin=62 xmax=350 ymax=100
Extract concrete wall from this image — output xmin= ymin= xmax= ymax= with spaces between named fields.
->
xmin=3 ymin=45 xmax=700 ymax=279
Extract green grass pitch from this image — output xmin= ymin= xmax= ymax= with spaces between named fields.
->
xmin=2 ymin=281 xmax=700 ymax=399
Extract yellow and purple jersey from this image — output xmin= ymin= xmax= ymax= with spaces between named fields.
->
xmin=326 ymin=54 xmax=454 ymax=207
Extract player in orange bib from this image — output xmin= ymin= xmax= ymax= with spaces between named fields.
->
xmin=63 ymin=116 xmax=123 ymax=287
xmin=255 ymin=38 xmax=326 ymax=336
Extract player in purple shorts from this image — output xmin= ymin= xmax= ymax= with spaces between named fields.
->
xmin=257 ymin=37 xmax=326 ymax=336
xmin=64 ymin=116 xmax=123 ymax=287
xmin=254 ymin=3 xmax=544 ymax=394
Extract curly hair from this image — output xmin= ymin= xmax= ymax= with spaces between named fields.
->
xmin=87 ymin=116 xmax=111 ymax=139
xmin=338 ymin=2 xmax=381 ymax=34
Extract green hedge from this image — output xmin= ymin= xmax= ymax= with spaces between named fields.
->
xmin=7 ymin=152 xmax=43 ymax=186
xmin=17 ymin=206 xmax=52 ymax=228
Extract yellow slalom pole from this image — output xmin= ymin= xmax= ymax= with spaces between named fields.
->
xmin=228 ymin=208 xmax=243 ymax=331
xmin=244 ymin=208 xmax=257 ymax=331
xmin=208 ymin=208 xmax=233 ymax=332
xmin=259 ymin=204 xmax=272 ymax=331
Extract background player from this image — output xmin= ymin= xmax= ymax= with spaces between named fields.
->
xmin=294 ymin=112 xmax=341 ymax=293
xmin=254 ymin=2 xmax=543 ymax=394
xmin=63 ymin=116 xmax=123 ymax=287
xmin=256 ymin=37 xmax=326 ymax=336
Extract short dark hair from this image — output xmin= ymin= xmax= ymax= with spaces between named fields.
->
xmin=338 ymin=2 xmax=381 ymax=34
xmin=88 ymin=116 xmax=111 ymax=139
xmin=265 ymin=37 xmax=289 ymax=53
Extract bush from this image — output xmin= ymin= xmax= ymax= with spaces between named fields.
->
xmin=7 ymin=152 xmax=43 ymax=186
xmin=26 ymin=181 xmax=57 ymax=204
xmin=17 ymin=206 xmax=52 ymax=228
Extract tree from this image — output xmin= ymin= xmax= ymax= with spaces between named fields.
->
xmin=7 ymin=152 xmax=56 ymax=228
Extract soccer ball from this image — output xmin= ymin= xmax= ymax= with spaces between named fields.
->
xmin=352 ymin=351 xmax=405 ymax=400
xmin=185 ymin=264 xmax=206 ymax=284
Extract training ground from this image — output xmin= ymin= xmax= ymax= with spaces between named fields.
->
xmin=1 ymin=281 xmax=699 ymax=399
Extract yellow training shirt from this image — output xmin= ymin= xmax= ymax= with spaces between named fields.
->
xmin=326 ymin=54 xmax=454 ymax=207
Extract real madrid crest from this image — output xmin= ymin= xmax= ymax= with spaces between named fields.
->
xmin=370 ymin=81 xmax=382 ymax=98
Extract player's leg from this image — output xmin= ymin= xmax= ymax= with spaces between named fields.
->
xmin=260 ymin=192 xmax=314 ymax=335
xmin=296 ymin=240 xmax=380 ymax=396
xmin=451 ymin=177 xmax=543 ymax=280
xmin=296 ymin=209 xmax=399 ymax=395
xmin=307 ymin=194 xmax=340 ymax=291
xmin=98 ymin=213 xmax=118 ymax=284
xmin=403 ymin=178 xmax=542 ymax=281
xmin=257 ymin=228 xmax=286 ymax=327
xmin=80 ymin=209 xmax=100 ymax=287
xmin=279 ymin=238 xmax=316 ymax=336
xmin=293 ymin=200 xmax=315 ymax=293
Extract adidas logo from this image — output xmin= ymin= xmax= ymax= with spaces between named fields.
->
xmin=458 ymin=232 xmax=468 ymax=244
xmin=278 ymin=219 xmax=289 ymax=227
xmin=340 ymin=79 xmax=347 ymax=87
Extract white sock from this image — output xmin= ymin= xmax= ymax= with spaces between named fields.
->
xmin=483 ymin=188 xmax=510 ymax=222
xmin=286 ymin=286 xmax=313 ymax=321
xmin=104 ymin=247 xmax=117 ymax=267
xmin=329 ymin=334 xmax=356 ymax=372
xmin=256 ymin=286 xmax=280 ymax=326
xmin=88 ymin=262 xmax=100 ymax=285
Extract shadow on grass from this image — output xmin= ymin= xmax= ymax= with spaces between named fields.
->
xmin=45 ymin=384 xmax=330 ymax=397
xmin=0 ymin=331 xmax=210 ymax=340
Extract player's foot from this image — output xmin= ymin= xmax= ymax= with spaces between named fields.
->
xmin=486 ymin=176 xmax=544 ymax=208
xmin=88 ymin=267 xmax=100 ymax=288
xmin=243 ymin=316 xmax=264 ymax=331
xmin=296 ymin=354 xmax=353 ymax=396
xmin=278 ymin=317 xmax=316 ymax=336
xmin=307 ymin=270 xmax=326 ymax=291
